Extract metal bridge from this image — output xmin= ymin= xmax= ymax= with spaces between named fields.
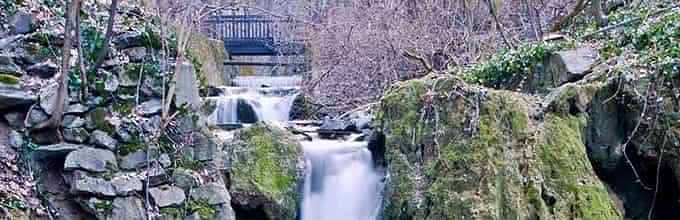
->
xmin=202 ymin=13 xmax=305 ymax=58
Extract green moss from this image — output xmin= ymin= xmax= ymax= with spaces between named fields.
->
xmin=187 ymin=199 xmax=216 ymax=220
xmin=112 ymin=101 xmax=134 ymax=115
xmin=160 ymin=207 xmax=184 ymax=218
xmin=117 ymin=135 xmax=145 ymax=156
xmin=90 ymin=107 xmax=115 ymax=134
xmin=538 ymin=115 xmax=620 ymax=219
xmin=378 ymin=75 xmax=619 ymax=219
xmin=93 ymin=200 xmax=113 ymax=215
xmin=0 ymin=74 xmax=20 ymax=85
xmin=242 ymin=126 xmax=295 ymax=199
xmin=176 ymin=158 xmax=205 ymax=170
xmin=125 ymin=62 xmax=159 ymax=79
xmin=230 ymin=123 xmax=301 ymax=219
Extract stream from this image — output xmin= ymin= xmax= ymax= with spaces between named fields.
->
xmin=207 ymin=76 xmax=386 ymax=220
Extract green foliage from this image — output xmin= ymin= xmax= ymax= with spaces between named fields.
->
xmin=126 ymin=62 xmax=160 ymax=79
xmin=1 ymin=0 xmax=18 ymax=16
xmin=160 ymin=207 xmax=184 ymax=218
xmin=0 ymin=74 xmax=20 ymax=85
xmin=176 ymin=157 xmax=206 ymax=170
xmin=632 ymin=11 xmax=680 ymax=77
xmin=93 ymin=199 xmax=113 ymax=215
xmin=462 ymin=41 xmax=572 ymax=88
xmin=141 ymin=25 xmax=177 ymax=51
xmin=81 ymin=24 xmax=106 ymax=63
xmin=67 ymin=68 xmax=82 ymax=90
xmin=112 ymin=101 xmax=133 ymax=115
xmin=187 ymin=199 xmax=216 ymax=220
xmin=90 ymin=107 xmax=116 ymax=134
xmin=596 ymin=8 xmax=680 ymax=76
xmin=117 ymin=135 xmax=145 ymax=156
xmin=0 ymin=196 xmax=26 ymax=210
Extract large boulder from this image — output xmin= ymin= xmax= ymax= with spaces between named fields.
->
xmin=377 ymin=75 xmax=620 ymax=219
xmin=227 ymin=123 xmax=304 ymax=220
xmin=190 ymin=182 xmax=231 ymax=205
xmin=137 ymin=99 xmax=162 ymax=116
xmin=111 ymin=175 xmax=143 ymax=196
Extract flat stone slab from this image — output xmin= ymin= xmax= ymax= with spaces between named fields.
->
xmin=64 ymin=148 xmax=117 ymax=173
xmin=33 ymin=144 xmax=84 ymax=160
xmin=0 ymin=87 xmax=36 ymax=110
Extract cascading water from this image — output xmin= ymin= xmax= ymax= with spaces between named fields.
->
xmin=300 ymin=137 xmax=385 ymax=220
xmin=209 ymin=76 xmax=385 ymax=219
xmin=207 ymin=86 xmax=299 ymax=124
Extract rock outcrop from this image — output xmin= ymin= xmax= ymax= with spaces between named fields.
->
xmin=226 ymin=122 xmax=305 ymax=220
xmin=376 ymin=75 xmax=620 ymax=219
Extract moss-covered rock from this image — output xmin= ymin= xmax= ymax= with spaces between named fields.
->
xmin=377 ymin=74 xmax=620 ymax=219
xmin=227 ymin=122 xmax=304 ymax=220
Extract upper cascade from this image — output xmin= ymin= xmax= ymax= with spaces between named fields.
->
xmin=207 ymin=76 xmax=301 ymax=125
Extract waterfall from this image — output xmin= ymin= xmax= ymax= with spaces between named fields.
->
xmin=209 ymin=75 xmax=385 ymax=219
xmin=300 ymin=137 xmax=385 ymax=220
xmin=207 ymin=86 xmax=299 ymax=124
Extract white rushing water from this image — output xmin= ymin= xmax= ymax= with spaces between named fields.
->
xmin=209 ymin=76 xmax=385 ymax=219
xmin=207 ymin=86 xmax=299 ymax=124
xmin=300 ymin=138 xmax=385 ymax=220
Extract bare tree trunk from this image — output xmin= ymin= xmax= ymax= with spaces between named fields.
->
xmin=75 ymin=0 xmax=88 ymax=101
xmin=90 ymin=0 xmax=119 ymax=72
xmin=33 ymin=0 xmax=80 ymax=132
xmin=550 ymin=0 xmax=588 ymax=32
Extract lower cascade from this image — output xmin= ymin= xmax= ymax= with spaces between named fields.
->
xmin=300 ymin=138 xmax=385 ymax=220
xmin=211 ymin=76 xmax=386 ymax=219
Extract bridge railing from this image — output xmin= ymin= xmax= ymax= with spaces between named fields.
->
xmin=203 ymin=15 xmax=276 ymax=41
xmin=201 ymin=10 xmax=305 ymax=56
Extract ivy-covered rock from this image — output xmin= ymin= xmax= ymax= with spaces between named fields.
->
xmin=227 ymin=122 xmax=305 ymax=220
xmin=376 ymin=75 xmax=620 ymax=219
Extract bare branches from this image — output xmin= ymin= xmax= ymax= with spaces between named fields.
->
xmin=551 ymin=0 xmax=589 ymax=32
xmin=485 ymin=0 xmax=514 ymax=48
xmin=402 ymin=50 xmax=433 ymax=73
